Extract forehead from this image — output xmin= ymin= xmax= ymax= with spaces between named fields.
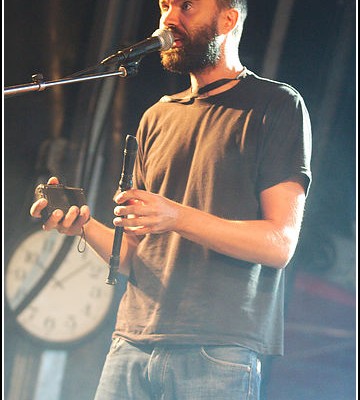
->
xmin=159 ymin=0 xmax=209 ymax=6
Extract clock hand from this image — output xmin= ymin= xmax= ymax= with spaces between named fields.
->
xmin=12 ymin=236 xmax=75 ymax=316
xmin=9 ymin=235 xmax=67 ymax=309
xmin=56 ymin=262 xmax=89 ymax=285
xmin=10 ymin=255 xmax=64 ymax=310
xmin=35 ymin=259 xmax=64 ymax=289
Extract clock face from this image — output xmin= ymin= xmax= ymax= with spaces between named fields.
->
xmin=5 ymin=229 xmax=116 ymax=345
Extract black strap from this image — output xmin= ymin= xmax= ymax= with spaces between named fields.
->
xmin=162 ymin=67 xmax=247 ymax=104
xmin=195 ymin=77 xmax=239 ymax=97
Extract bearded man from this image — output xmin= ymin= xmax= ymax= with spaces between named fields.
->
xmin=31 ymin=1 xmax=312 ymax=399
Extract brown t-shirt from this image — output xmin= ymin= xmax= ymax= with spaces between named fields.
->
xmin=113 ymin=70 xmax=312 ymax=356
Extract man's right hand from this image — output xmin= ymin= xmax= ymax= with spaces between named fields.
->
xmin=30 ymin=176 xmax=91 ymax=236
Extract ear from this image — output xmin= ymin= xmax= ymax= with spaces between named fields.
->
xmin=219 ymin=8 xmax=239 ymax=34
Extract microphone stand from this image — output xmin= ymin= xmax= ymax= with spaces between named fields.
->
xmin=5 ymin=59 xmax=141 ymax=286
xmin=4 ymin=62 xmax=140 ymax=98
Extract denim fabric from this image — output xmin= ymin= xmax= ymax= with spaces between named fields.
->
xmin=94 ymin=338 xmax=261 ymax=400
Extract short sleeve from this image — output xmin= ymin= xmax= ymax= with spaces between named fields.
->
xmin=256 ymin=88 xmax=312 ymax=197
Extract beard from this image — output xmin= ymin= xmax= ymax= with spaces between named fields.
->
xmin=160 ymin=16 xmax=221 ymax=74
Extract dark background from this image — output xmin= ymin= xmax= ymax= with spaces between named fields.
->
xmin=4 ymin=0 xmax=356 ymax=399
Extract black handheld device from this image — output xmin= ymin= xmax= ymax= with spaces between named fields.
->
xmin=34 ymin=184 xmax=87 ymax=222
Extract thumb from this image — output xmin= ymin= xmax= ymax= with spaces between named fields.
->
xmin=47 ymin=176 xmax=60 ymax=185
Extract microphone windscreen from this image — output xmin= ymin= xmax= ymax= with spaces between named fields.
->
xmin=152 ymin=29 xmax=174 ymax=51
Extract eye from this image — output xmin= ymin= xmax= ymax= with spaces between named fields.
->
xmin=182 ymin=1 xmax=192 ymax=11
xmin=159 ymin=2 xmax=169 ymax=13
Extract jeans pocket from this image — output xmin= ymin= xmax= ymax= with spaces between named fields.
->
xmin=200 ymin=345 xmax=253 ymax=371
xmin=108 ymin=337 xmax=125 ymax=354
xmin=199 ymin=346 xmax=261 ymax=399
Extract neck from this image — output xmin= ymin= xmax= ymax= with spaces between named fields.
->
xmin=190 ymin=56 xmax=244 ymax=95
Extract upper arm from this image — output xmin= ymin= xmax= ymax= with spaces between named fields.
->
xmin=260 ymin=176 xmax=306 ymax=253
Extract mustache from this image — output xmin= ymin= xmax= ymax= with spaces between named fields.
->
xmin=167 ymin=27 xmax=189 ymax=42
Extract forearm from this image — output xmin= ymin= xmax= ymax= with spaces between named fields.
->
xmin=175 ymin=206 xmax=296 ymax=268
xmin=175 ymin=181 xmax=305 ymax=268
xmin=115 ymin=180 xmax=306 ymax=269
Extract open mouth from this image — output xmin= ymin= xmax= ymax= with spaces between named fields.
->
xmin=173 ymin=38 xmax=183 ymax=47
xmin=173 ymin=33 xmax=189 ymax=48
xmin=168 ymin=28 xmax=187 ymax=48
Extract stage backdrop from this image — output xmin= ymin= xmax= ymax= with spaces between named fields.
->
xmin=4 ymin=0 xmax=355 ymax=399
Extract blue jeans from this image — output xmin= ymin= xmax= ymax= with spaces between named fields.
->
xmin=94 ymin=338 xmax=261 ymax=400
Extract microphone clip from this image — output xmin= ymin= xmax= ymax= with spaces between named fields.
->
xmin=116 ymin=61 xmax=141 ymax=78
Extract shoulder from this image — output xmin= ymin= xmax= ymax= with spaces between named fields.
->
xmin=138 ymin=86 xmax=193 ymax=127
xmin=243 ymin=70 xmax=305 ymax=106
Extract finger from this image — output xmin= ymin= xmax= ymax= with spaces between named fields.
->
xmin=113 ymin=216 xmax=143 ymax=228
xmin=71 ymin=205 xmax=91 ymax=231
xmin=60 ymin=206 xmax=80 ymax=229
xmin=79 ymin=205 xmax=91 ymax=223
xmin=52 ymin=206 xmax=90 ymax=236
xmin=114 ymin=204 xmax=150 ymax=217
xmin=43 ymin=209 xmax=65 ymax=231
xmin=30 ymin=198 xmax=48 ymax=218
xmin=114 ymin=206 xmax=125 ymax=217
xmin=114 ymin=215 xmax=157 ymax=229
xmin=47 ymin=176 xmax=60 ymax=185
xmin=114 ymin=189 xmax=151 ymax=204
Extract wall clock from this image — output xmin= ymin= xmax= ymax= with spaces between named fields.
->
xmin=5 ymin=228 xmax=116 ymax=346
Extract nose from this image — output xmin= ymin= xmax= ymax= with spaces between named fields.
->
xmin=159 ymin=6 xmax=180 ymax=30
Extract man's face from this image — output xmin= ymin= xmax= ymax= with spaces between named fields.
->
xmin=159 ymin=1 xmax=223 ymax=74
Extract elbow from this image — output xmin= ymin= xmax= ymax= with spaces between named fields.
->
xmin=266 ymin=231 xmax=299 ymax=269
xmin=272 ymin=252 xmax=293 ymax=269
xmin=263 ymin=254 xmax=291 ymax=269
xmin=266 ymin=250 xmax=294 ymax=269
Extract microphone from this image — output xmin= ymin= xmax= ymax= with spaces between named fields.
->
xmin=106 ymin=135 xmax=138 ymax=285
xmin=101 ymin=28 xmax=174 ymax=65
